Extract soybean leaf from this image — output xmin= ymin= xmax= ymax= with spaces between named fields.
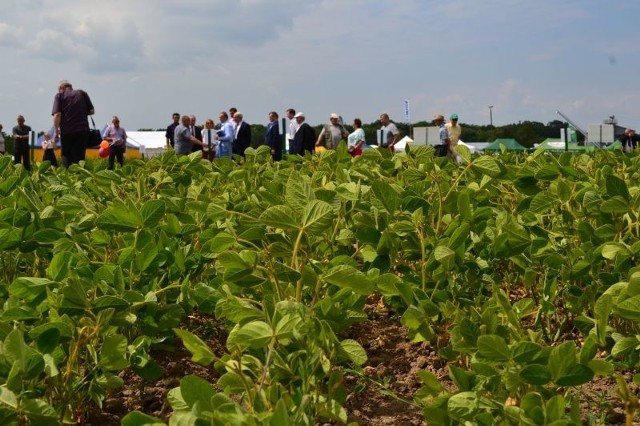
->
xmin=339 ymin=339 xmax=367 ymax=366
xmin=121 ymin=411 xmax=166 ymax=426
xmin=173 ymin=328 xmax=215 ymax=366
xmin=96 ymin=204 xmax=141 ymax=232
xmin=371 ymin=180 xmax=399 ymax=214
xmin=606 ymin=174 xmax=630 ymax=201
xmin=9 ymin=277 xmax=55 ymax=301
xmin=322 ymin=265 xmax=374 ymax=295
xmin=455 ymin=144 xmax=472 ymax=164
xmin=226 ymin=321 xmax=273 ymax=350
xmin=519 ymin=364 xmax=551 ymax=385
xmin=301 ymin=200 xmax=334 ymax=234
xmin=476 ymin=335 xmax=510 ymax=362
xmin=472 ymin=156 xmax=501 ymax=177
xmin=179 ymin=375 xmax=215 ymax=413
xmin=548 ymin=341 xmax=577 ymax=381
xmin=99 ymin=334 xmax=129 ymax=371
xmin=141 ymin=199 xmax=166 ymax=228
xmin=260 ymin=205 xmax=299 ymax=230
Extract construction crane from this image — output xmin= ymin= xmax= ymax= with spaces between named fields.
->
xmin=556 ymin=110 xmax=588 ymax=139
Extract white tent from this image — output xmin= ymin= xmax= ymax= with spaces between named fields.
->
xmin=126 ymin=131 xmax=166 ymax=157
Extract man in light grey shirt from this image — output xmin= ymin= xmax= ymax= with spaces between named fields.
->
xmin=174 ymin=115 xmax=203 ymax=155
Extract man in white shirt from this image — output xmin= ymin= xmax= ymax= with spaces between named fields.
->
xmin=380 ymin=113 xmax=401 ymax=151
xmin=286 ymin=108 xmax=299 ymax=152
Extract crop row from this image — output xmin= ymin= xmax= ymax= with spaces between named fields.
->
xmin=0 ymin=144 xmax=638 ymax=425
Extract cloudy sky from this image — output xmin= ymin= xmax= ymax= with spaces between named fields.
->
xmin=1 ymin=0 xmax=639 ymax=135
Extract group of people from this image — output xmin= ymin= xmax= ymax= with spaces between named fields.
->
xmin=0 ymin=80 xmax=128 ymax=170
xmin=165 ymin=109 xmax=253 ymax=160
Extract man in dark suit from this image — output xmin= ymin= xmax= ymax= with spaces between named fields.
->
xmin=619 ymin=128 xmax=639 ymax=153
xmin=232 ymin=112 xmax=251 ymax=157
xmin=265 ymin=111 xmax=281 ymax=161
xmin=291 ymin=112 xmax=315 ymax=155
xmin=189 ymin=115 xmax=203 ymax=153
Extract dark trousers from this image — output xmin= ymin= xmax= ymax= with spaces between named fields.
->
xmin=60 ymin=131 xmax=88 ymax=167
xmin=13 ymin=141 xmax=30 ymax=170
xmin=108 ymin=144 xmax=124 ymax=169
xmin=43 ymin=149 xmax=58 ymax=167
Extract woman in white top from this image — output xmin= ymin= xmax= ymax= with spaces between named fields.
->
xmin=42 ymin=131 xmax=58 ymax=166
xmin=347 ymin=118 xmax=365 ymax=157
xmin=201 ymin=118 xmax=217 ymax=161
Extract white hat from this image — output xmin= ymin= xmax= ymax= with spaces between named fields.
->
xmin=329 ymin=113 xmax=339 ymax=119
xmin=294 ymin=112 xmax=305 ymax=118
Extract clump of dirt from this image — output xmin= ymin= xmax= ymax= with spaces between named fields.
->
xmin=340 ymin=298 xmax=454 ymax=426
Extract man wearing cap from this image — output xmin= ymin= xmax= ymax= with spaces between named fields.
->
xmin=291 ymin=112 xmax=315 ymax=155
xmin=433 ymin=114 xmax=450 ymax=157
xmin=316 ymin=113 xmax=348 ymax=150
xmin=51 ymin=80 xmax=95 ymax=167
xmin=446 ymin=113 xmax=462 ymax=158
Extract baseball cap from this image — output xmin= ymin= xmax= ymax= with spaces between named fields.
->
xmin=329 ymin=113 xmax=339 ymax=119
xmin=294 ymin=112 xmax=305 ymax=118
xmin=450 ymin=113 xmax=458 ymax=120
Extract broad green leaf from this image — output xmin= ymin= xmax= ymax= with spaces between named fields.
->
xmin=141 ymin=199 xmax=166 ymax=228
xmin=96 ymin=204 xmax=141 ymax=232
xmin=472 ymin=156 xmax=501 ymax=177
xmin=20 ymin=398 xmax=57 ymax=421
xmin=3 ymin=329 xmax=44 ymax=379
xmin=0 ymin=386 xmax=17 ymax=408
xmin=529 ymin=193 xmax=554 ymax=214
xmin=416 ymin=370 xmax=446 ymax=396
xmin=9 ymin=277 xmax=55 ymax=301
xmin=605 ymin=174 xmax=630 ymax=201
xmin=448 ymin=222 xmax=470 ymax=249
xmin=457 ymin=190 xmax=473 ymax=220
xmin=301 ymin=200 xmax=334 ymax=234
xmin=270 ymin=399 xmax=291 ymax=426
xmin=433 ymin=246 xmax=456 ymax=269
xmin=121 ymin=411 xmax=167 ymax=426
xmin=601 ymin=243 xmax=629 ymax=260
xmin=455 ymin=144 xmax=471 ymax=163
xmin=371 ymin=180 xmax=399 ymax=214
xmin=47 ymin=251 xmax=73 ymax=282
xmin=203 ymin=231 xmax=236 ymax=256
xmin=511 ymin=341 xmax=542 ymax=363
xmin=99 ymin=334 xmax=129 ymax=371
xmin=600 ymin=196 xmax=629 ymax=214
xmin=534 ymin=164 xmax=560 ymax=180
xmin=322 ymin=265 xmax=374 ymax=295
xmin=554 ymin=363 xmax=594 ymax=386
xmin=340 ymin=339 xmax=367 ymax=366
xmin=226 ymin=321 xmax=273 ymax=350
xmin=260 ymin=205 xmax=299 ymax=230
xmin=611 ymin=336 xmax=639 ymax=358
xmin=519 ymin=364 xmax=551 ymax=385
xmin=548 ymin=341 xmax=577 ymax=381
xmin=179 ymin=375 xmax=215 ymax=413
xmin=173 ymin=328 xmax=215 ymax=366
xmin=217 ymin=251 xmax=253 ymax=282
xmin=615 ymin=295 xmax=640 ymax=321
xmin=628 ymin=271 xmax=640 ymax=296
xmin=285 ymin=172 xmax=312 ymax=212
xmin=476 ymin=335 xmax=510 ymax=362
